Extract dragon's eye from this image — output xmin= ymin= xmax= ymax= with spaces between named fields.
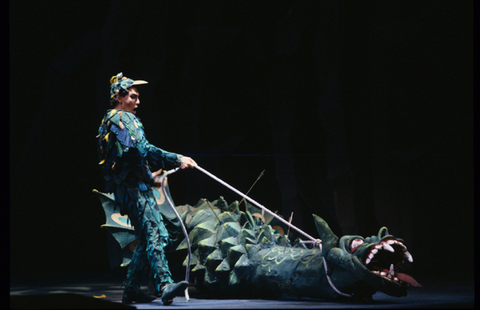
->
xmin=350 ymin=238 xmax=364 ymax=252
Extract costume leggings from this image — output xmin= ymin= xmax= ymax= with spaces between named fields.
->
xmin=120 ymin=182 xmax=174 ymax=292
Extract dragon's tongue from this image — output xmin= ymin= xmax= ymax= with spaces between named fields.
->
xmin=396 ymin=272 xmax=422 ymax=287
xmin=378 ymin=268 xmax=422 ymax=287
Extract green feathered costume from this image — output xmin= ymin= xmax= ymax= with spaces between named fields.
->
xmin=97 ymin=108 xmax=183 ymax=294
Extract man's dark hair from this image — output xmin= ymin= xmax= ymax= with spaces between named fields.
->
xmin=109 ymin=88 xmax=130 ymax=107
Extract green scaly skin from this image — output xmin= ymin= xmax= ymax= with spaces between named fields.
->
xmin=173 ymin=197 xmax=419 ymax=301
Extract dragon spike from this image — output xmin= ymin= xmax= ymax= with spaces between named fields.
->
xmin=312 ymin=214 xmax=339 ymax=254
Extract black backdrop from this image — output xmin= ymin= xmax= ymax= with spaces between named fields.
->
xmin=10 ymin=0 xmax=472 ymax=282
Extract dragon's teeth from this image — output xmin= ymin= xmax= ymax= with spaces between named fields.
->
xmin=405 ymin=251 xmax=413 ymax=262
xmin=371 ymin=249 xmax=378 ymax=254
xmin=388 ymin=239 xmax=407 ymax=249
xmin=388 ymin=264 xmax=395 ymax=278
xmin=366 ymin=252 xmax=375 ymax=264
xmin=383 ymin=242 xmax=395 ymax=253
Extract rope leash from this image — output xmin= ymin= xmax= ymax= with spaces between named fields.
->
xmin=194 ymin=165 xmax=322 ymax=252
xmin=322 ymin=256 xmax=353 ymax=298
xmin=161 ymin=167 xmax=191 ymax=301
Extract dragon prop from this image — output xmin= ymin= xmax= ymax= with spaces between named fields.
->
xmin=95 ymin=171 xmax=420 ymax=302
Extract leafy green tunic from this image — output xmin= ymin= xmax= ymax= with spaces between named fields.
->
xmin=98 ymin=109 xmax=181 ymax=192
xmin=97 ymin=109 xmax=182 ymax=291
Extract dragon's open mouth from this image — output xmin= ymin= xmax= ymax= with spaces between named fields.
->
xmin=363 ymin=238 xmax=421 ymax=287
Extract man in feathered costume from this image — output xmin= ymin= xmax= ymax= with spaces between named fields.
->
xmin=96 ymin=72 xmax=197 ymax=305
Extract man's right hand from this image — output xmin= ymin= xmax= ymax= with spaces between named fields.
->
xmin=179 ymin=156 xmax=197 ymax=169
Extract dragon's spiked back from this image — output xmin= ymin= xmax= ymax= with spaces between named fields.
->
xmin=173 ymin=197 xmax=420 ymax=300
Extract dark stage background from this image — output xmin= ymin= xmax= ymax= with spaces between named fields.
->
xmin=10 ymin=0 xmax=472 ymax=283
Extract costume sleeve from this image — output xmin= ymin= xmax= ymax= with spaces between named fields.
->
xmin=105 ymin=110 xmax=182 ymax=169
xmin=136 ymin=135 xmax=182 ymax=168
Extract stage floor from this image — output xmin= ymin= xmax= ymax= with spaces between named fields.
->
xmin=10 ymin=272 xmax=474 ymax=309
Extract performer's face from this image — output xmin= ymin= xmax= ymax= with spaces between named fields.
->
xmin=117 ymin=87 xmax=140 ymax=114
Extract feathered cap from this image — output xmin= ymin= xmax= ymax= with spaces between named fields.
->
xmin=109 ymin=72 xmax=148 ymax=98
